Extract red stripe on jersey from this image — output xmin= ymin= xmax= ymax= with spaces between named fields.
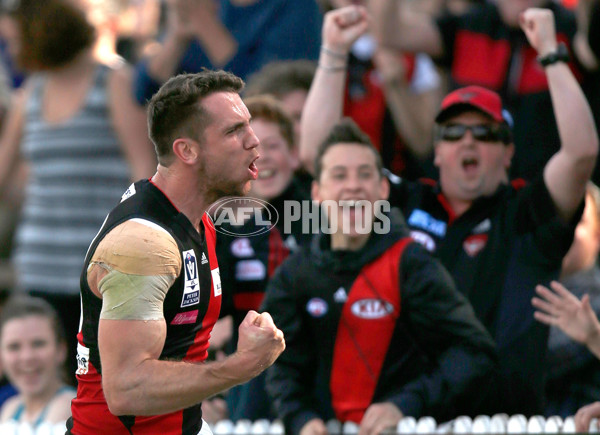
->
xmin=329 ymin=238 xmax=412 ymax=423
xmin=437 ymin=192 xmax=457 ymax=225
xmin=452 ymin=31 xmax=511 ymax=89
xmin=185 ymin=213 xmax=222 ymax=362
xmin=233 ymin=292 xmax=265 ymax=311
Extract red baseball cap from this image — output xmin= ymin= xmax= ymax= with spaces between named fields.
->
xmin=435 ymin=86 xmax=506 ymax=124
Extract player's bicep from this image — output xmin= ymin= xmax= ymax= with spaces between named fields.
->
xmin=98 ymin=318 xmax=167 ymax=398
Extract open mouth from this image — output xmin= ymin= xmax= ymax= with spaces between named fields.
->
xmin=248 ymin=160 xmax=259 ymax=180
xmin=462 ymin=157 xmax=479 ymax=172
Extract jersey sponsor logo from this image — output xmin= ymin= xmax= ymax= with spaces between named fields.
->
xmin=76 ymin=342 xmax=90 ymax=375
xmin=235 ymin=260 xmax=266 ymax=281
xmin=351 ymin=299 xmax=394 ymax=319
xmin=410 ymin=230 xmax=436 ymax=252
xmin=201 ymin=252 xmax=208 ymax=265
xmin=120 ymin=183 xmax=136 ymax=202
xmin=212 ymin=268 xmax=222 ymax=297
xmin=231 ymin=238 xmax=255 ymax=258
xmin=333 ymin=287 xmax=347 ymax=303
xmin=181 ymin=249 xmax=200 ymax=307
xmin=170 ymin=310 xmax=199 ymax=325
xmin=463 ymin=234 xmax=488 ymax=257
xmin=472 ymin=218 xmax=491 ymax=234
xmin=407 ymin=209 xmax=447 ymax=237
xmin=306 ymin=298 xmax=328 ymax=317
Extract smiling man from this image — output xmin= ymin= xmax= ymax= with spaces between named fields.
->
xmin=262 ymin=118 xmax=497 ymax=435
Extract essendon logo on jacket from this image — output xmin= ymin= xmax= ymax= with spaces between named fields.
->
xmin=463 ymin=234 xmax=488 ymax=257
xmin=350 ymin=299 xmax=394 ymax=319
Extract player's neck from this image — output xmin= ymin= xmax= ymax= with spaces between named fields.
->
xmin=151 ymin=167 xmax=208 ymax=232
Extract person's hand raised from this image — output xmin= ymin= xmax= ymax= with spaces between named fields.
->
xmin=533 ymin=280 xmax=600 ymax=346
xmin=519 ymin=7 xmax=558 ymax=57
xmin=166 ymin=0 xmax=219 ymax=42
xmin=322 ymin=5 xmax=370 ymax=56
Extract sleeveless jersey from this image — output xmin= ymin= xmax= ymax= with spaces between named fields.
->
xmin=69 ymin=179 xmax=221 ymax=435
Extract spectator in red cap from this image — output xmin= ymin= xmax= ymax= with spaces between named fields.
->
xmin=370 ymin=0 xmax=600 ymax=184
xmin=300 ymin=5 xmax=598 ymax=416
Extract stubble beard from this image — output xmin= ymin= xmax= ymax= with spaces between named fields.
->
xmin=204 ymin=179 xmax=250 ymax=205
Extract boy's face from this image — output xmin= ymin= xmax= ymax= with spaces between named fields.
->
xmin=312 ymin=143 xmax=389 ymax=238
xmin=250 ymin=119 xmax=299 ymax=201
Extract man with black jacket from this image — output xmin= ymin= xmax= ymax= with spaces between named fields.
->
xmin=262 ymin=118 xmax=497 ymax=435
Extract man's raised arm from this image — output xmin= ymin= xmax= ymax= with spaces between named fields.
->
xmin=299 ymin=5 xmax=369 ymax=174
xmin=520 ymin=8 xmax=600 ymax=222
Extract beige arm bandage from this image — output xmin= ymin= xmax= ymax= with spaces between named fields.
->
xmin=89 ymin=218 xmax=182 ymax=321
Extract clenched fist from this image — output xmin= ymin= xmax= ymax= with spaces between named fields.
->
xmin=235 ymin=310 xmax=285 ymax=380
xmin=519 ymin=8 xmax=558 ymax=57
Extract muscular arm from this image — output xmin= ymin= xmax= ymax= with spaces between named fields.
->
xmin=92 ymin=219 xmax=284 ymax=416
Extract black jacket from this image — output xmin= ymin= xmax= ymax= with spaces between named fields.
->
xmin=262 ymin=211 xmax=497 ymax=434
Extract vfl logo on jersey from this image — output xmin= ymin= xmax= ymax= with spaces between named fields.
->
xmin=410 ymin=230 xmax=436 ymax=252
xmin=76 ymin=342 xmax=90 ymax=375
xmin=407 ymin=209 xmax=447 ymax=237
xmin=211 ymin=268 xmax=222 ymax=297
xmin=351 ymin=299 xmax=394 ymax=319
xmin=120 ymin=183 xmax=136 ymax=202
xmin=306 ymin=298 xmax=328 ymax=317
xmin=463 ymin=234 xmax=488 ymax=257
xmin=181 ymin=249 xmax=200 ymax=307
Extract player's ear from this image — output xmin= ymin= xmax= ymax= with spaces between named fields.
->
xmin=172 ymin=138 xmax=199 ymax=165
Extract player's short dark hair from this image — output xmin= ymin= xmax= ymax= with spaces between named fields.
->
xmin=147 ymin=70 xmax=245 ymax=166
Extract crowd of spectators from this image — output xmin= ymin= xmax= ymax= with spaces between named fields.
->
xmin=0 ymin=0 xmax=598 ymax=433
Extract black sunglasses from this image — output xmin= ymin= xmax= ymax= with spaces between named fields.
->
xmin=436 ymin=124 xmax=511 ymax=144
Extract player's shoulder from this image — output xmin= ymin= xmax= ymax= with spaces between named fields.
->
xmin=93 ymin=218 xmax=181 ymax=276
